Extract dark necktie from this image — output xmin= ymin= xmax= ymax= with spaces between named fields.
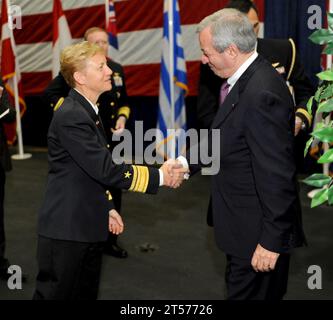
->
xmin=219 ymin=81 xmax=230 ymax=106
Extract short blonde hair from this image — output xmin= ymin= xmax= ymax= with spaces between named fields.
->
xmin=84 ymin=27 xmax=107 ymax=40
xmin=60 ymin=41 xmax=104 ymax=88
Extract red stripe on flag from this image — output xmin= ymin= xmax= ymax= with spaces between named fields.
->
xmin=14 ymin=5 xmax=105 ymax=44
xmin=123 ymin=61 xmax=200 ymax=97
xmin=53 ymin=0 xmax=60 ymax=44
xmin=21 ymin=71 xmax=52 ymax=95
xmin=1 ymin=39 xmax=15 ymax=79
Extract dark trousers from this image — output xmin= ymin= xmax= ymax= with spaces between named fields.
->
xmin=225 ymin=253 xmax=290 ymax=300
xmin=33 ymin=236 xmax=104 ymax=300
xmin=106 ymin=187 xmax=122 ymax=246
xmin=0 ymin=165 xmax=5 ymax=260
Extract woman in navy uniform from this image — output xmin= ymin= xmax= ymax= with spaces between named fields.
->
xmin=34 ymin=41 xmax=186 ymax=300
xmin=43 ymin=27 xmax=130 ymax=259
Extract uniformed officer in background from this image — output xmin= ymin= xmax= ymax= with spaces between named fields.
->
xmin=0 ymin=78 xmax=17 ymax=281
xmin=43 ymin=27 xmax=130 ymax=259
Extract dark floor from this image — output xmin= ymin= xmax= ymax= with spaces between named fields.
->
xmin=0 ymin=149 xmax=332 ymax=300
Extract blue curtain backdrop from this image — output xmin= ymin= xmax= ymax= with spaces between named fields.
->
xmin=264 ymin=0 xmax=326 ymax=86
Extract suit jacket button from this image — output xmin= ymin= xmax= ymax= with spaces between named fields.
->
xmin=107 ymin=144 xmax=110 ymax=148
xmin=110 ymin=102 xmax=115 ymax=106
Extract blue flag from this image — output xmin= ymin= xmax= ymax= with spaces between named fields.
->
xmin=156 ymin=0 xmax=188 ymax=159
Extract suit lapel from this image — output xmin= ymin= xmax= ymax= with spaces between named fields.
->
xmin=211 ymin=55 xmax=264 ymax=129
xmin=69 ymin=89 xmax=108 ymax=143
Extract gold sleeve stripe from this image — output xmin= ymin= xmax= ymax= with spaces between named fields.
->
xmin=118 ymin=106 xmax=130 ymax=119
xmin=129 ymin=165 xmax=138 ymax=192
xmin=129 ymin=165 xmax=149 ymax=193
xmin=54 ymin=97 xmax=65 ymax=111
xmin=296 ymin=108 xmax=312 ymax=126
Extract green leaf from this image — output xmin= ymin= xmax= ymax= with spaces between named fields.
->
xmin=328 ymin=13 xmax=333 ymax=30
xmin=306 ymin=96 xmax=314 ymax=115
xmin=314 ymin=86 xmax=324 ymax=102
xmin=319 ymin=84 xmax=333 ymax=100
xmin=309 ymin=29 xmax=333 ymax=45
xmin=324 ymin=42 xmax=333 ymax=54
xmin=303 ymin=174 xmax=332 ymax=187
xmin=328 ymin=185 xmax=333 ymax=205
xmin=311 ymin=127 xmax=333 ymax=143
xmin=304 ymin=137 xmax=314 ymax=158
xmin=311 ymin=188 xmax=329 ymax=208
xmin=317 ymin=99 xmax=333 ymax=113
xmin=317 ymin=70 xmax=333 ymax=81
xmin=318 ymin=149 xmax=333 ymax=163
xmin=314 ymin=121 xmax=325 ymax=131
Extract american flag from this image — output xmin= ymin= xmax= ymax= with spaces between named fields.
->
xmin=8 ymin=0 xmax=265 ymax=97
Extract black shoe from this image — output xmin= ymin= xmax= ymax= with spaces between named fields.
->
xmin=103 ymin=244 xmax=128 ymax=258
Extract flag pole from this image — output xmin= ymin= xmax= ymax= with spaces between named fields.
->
xmin=105 ymin=0 xmax=109 ymax=27
xmin=11 ymin=73 xmax=31 ymax=160
xmin=168 ymin=0 xmax=175 ymax=159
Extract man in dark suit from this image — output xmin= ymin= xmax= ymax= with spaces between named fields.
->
xmin=198 ymin=0 xmax=314 ymax=227
xmin=197 ymin=0 xmax=315 ymax=133
xmin=0 ymin=78 xmax=16 ymax=280
xmin=178 ymin=8 xmax=306 ymax=300
xmin=43 ymin=27 xmax=130 ymax=259
xmin=33 ymin=41 xmax=187 ymax=300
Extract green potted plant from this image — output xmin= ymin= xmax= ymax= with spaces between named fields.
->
xmin=302 ymin=13 xmax=333 ymax=207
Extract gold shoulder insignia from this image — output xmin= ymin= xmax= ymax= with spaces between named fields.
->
xmin=118 ymin=106 xmax=130 ymax=119
xmin=54 ymin=97 xmax=65 ymax=111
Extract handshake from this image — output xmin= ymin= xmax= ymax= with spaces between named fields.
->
xmin=108 ymin=159 xmax=190 ymax=235
xmin=160 ymin=158 xmax=190 ymax=189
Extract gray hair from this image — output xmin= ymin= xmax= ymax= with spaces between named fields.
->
xmin=197 ymin=8 xmax=256 ymax=53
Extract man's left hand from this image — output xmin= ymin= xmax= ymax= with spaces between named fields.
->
xmin=251 ymin=244 xmax=280 ymax=272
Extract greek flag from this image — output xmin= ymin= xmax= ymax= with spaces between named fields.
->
xmin=156 ymin=0 xmax=188 ymax=159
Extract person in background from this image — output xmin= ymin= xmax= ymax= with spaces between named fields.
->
xmin=0 ymin=78 xmax=17 ymax=280
xmin=43 ymin=27 xmax=130 ymax=259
